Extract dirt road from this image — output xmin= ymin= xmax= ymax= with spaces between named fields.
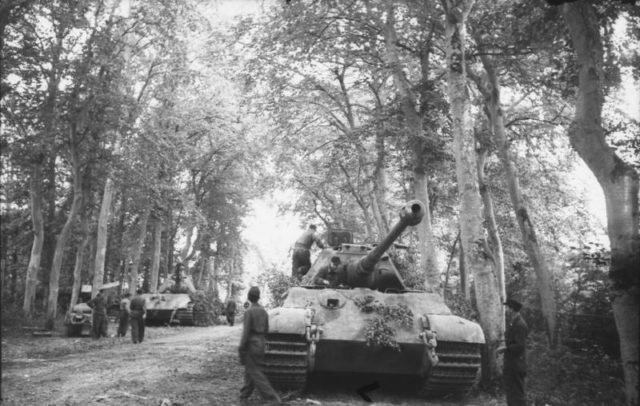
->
xmin=1 ymin=325 xmax=503 ymax=406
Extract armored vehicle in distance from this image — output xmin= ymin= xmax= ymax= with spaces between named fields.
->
xmin=141 ymin=264 xmax=197 ymax=326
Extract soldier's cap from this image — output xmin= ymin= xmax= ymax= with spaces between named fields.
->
xmin=309 ymin=224 xmax=317 ymax=230
xmin=503 ymin=298 xmax=523 ymax=311
xmin=330 ymin=256 xmax=341 ymax=265
xmin=248 ymin=286 xmax=260 ymax=302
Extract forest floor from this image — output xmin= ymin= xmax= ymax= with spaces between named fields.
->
xmin=1 ymin=323 xmax=505 ymax=406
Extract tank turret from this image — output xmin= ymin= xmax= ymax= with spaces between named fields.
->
xmin=343 ymin=200 xmax=424 ymax=290
xmin=303 ymin=200 xmax=425 ymax=292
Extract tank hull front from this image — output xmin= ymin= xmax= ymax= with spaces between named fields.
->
xmin=265 ymin=286 xmax=485 ymax=395
xmin=314 ymin=340 xmax=429 ymax=375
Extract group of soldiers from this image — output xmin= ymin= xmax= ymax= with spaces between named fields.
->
xmin=86 ymin=288 xmax=147 ymax=343
xmin=84 ymin=223 xmax=528 ymax=406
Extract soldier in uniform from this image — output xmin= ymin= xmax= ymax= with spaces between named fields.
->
xmin=291 ymin=224 xmax=325 ymax=279
xmin=129 ymin=289 xmax=147 ymax=344
xmin=225 ymin=299 xmax=237 ymax=326
xmin=87 ymin=288 xmax=109 ymax=339
xmin=314 ymin=256 xmax=345 ymax=288
xmin=238 ymin=286 xmax=282 ymax=406
xmin=497 ymin=298 xmax=529 ymax=406
xmin=117 ymin=292 xmax=131 ymax=337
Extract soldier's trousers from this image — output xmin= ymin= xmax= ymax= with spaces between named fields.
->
xmin=291 ymin=248 xmax=310 ymax=279
xmin=504 ymin=367 xmax=526 ymax=406
xmin=92 ymin=313 xmax=108 ymax=339
xmin=226 ymin=312 xmax=235 ymax=326
xmin=240 ymin=340 xmax=280 ymax=403
xmin=130 ymin=311 xmax=145 ymax=344
xmin=117 ymin=311 xmax=129 ymax=337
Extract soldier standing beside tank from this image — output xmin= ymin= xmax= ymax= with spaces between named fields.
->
xmin=87 ymin=288 xmax=109 ymax=339
xmin=238 ymin=286 xmax=282 ymax=406
xmin=225 ymin=299 xmax=237 ymax=326
xmin=497 ymin=298 xmax=529 ymax=406
xmin=117 ymin=292 xmax=131 ymax=337
xmin=291 ymin=224 xmax=325 ymax=279
xmin=129 ymin=289 xmax=147 ymax=344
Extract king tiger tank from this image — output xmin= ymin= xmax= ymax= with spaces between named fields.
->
xmin=264 ymin=201 xmax=485 ymax=396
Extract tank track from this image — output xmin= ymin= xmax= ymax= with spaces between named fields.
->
xmin=422 ymin=341 xmax=482 ymax=396
xmin=174 ymin=303 xmax=195 ymax=326
xmin=264 ymin=334 xmax=309 ymax=391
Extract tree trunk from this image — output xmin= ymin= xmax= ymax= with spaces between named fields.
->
xmin=23 ymin=161 xmax=45 ymax=316
xmin=384 ymin=1 xmax=440 ymax=290
xmin=474 ymin=51 xmax=557 ymax=344
xmin=372 ymin=130 xmax=390 ymax=236
xmin=92 ymin=178 xmax=114 ymax=297
xmin=563 ymin=3 xmax=639 ymax=404
xmin=129 ymin=209 xmax=150 ymax=295
xmin=149 ymin=218 xmax=162 ymax=293
xmin=476 ymin=145 xmax=506 ymax=304
xmin=443 ymin=0 xmax=502 ymax=383
xmin=45 ymin=136 xmax=83 ymax=328
xmin=70 ymin=210 xmax=90 ymax=310
xmin=211 ymin=257 xmax=219 ymax=300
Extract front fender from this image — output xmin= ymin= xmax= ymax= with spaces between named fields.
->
xmin=268 ymin=307 xmax=312 ymax=335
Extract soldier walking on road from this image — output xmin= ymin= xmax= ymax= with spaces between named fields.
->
xmin=497 ymin=298 xmax=529 ymax=406
xmin=117 ymin=292 xmax=131 ymax=337
xmin=225 ymin=299 xmax=237 ymax=326
xmin=130 ymin=289 xmax=147 ymax=344
xmin=87 ymin=288 xmax=109 ymax=339
xmin=291 ymin=224 xmax=325 ymax=279
xmin=238 ymin=286 xmax=282 ymax=406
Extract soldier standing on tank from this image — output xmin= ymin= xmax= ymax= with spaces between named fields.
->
xmin=497 ymin=298 xmax=529 ymax=406
xmin=225 ymin=299 xmax=237 ymax=326
xmin=87 ymin=288 xmax=109 ymax=339
xmin=291 ymin=224 xmax=325 ymax=279
xmin=238 ymin=286 xmax=282 ymax=406
xmin=129 ymin=289 xmax=147 ymax=344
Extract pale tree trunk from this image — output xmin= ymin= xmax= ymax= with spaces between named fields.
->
xmin=384 ymin=1 xmax=440 ymax=290
xmin=92 ymin=178 xmax=114 ymax=298
xmin=70 ymin=210 xmax=90 ymax=309
xmin=211 ymin=258 xmax=219 ymax=300
xmin=46 ymin=135 xmax=83 ymax=328
xmin=443 ymin=0 xmax=502 ymax=381
xmin=129 ymin=209 xmax=150 ymax=295
xmin=473 ymin=51 xmax=557 ymax=343
xmin=475 ymin=145 xmax=506 ymax=304
xmin=563 ymin=3 xmax=639 ymax=404
xmin=149 ymin=218 xmax=162 ymax=293
xmin=180 ymin=224 xmax=196 ymax=261
xmin=23 ymin=161 xmax=45 ymax=316
xmin=197 ymin=258 xmax=206 ymax=289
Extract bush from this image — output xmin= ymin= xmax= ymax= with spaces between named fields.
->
xmin=527 ymin=332 xmax=625 ymax=406
xmin=191 ymin=291 xmax=224 ymax=326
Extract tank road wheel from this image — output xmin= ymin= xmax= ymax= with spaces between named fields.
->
xmin=422 ymin=341 xmax=482 ymax=397
xmin=175 ymin=303 xmax=195 ymax=326
xmin=264 ymin=334 xmax=309 ymax=391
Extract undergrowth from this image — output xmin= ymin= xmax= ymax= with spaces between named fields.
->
xmin=526 ymin=332 xmax=625 ymax=406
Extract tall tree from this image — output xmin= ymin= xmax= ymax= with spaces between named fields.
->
xmin=441 ymin=0 xmax=503 ymax=380
xmin=562 ymin=2 xmax=639 ymax=404
xmin=383 ymin=0 xmax=441 ymax=290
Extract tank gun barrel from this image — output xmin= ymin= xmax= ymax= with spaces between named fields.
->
xmin=356 ymin=200 xmax=425 ymax=274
